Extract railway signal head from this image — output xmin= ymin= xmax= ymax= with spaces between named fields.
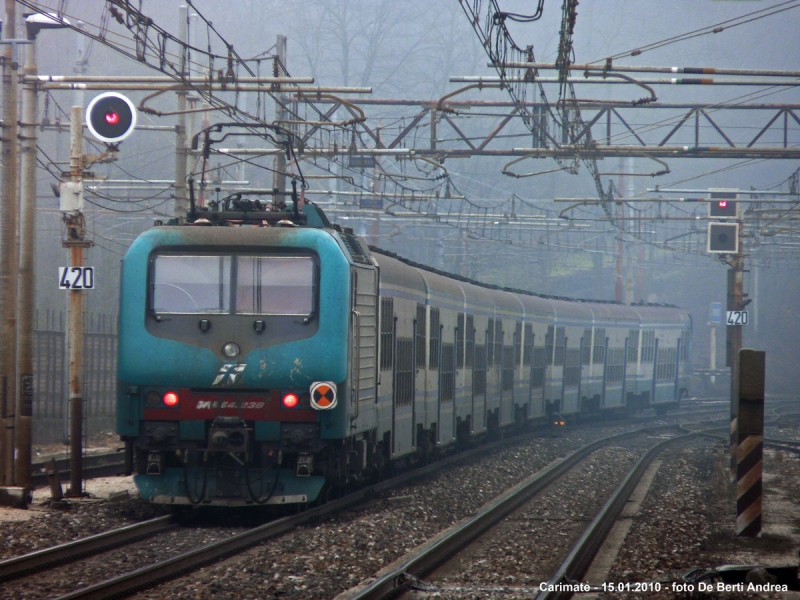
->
xmin=707 ymin=222 xmax=739 ymax=253
xmin=86 ymin=92 xmax=137 ymax=144
xmin=708 ymin=190 xmax=738 ymax=219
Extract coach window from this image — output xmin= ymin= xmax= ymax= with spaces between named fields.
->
xmin=152 ymin=255 xmax=231 ymax=314
xmin=236 ymin=256 xmax=315 ymax=315
xmin=523 ymin=324 xmax=534 ymax=366
xmin=415 ymin=304 xmax=426 ymax=368
xmin=465 ymin=315 xmax=475 ymax=368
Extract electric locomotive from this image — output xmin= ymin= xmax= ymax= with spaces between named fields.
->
xmin=117 ymin=197 xmax=692 ymax=506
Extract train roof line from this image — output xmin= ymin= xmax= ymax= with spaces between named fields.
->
xmin=366 ymin=245 xmax=679 ymax=309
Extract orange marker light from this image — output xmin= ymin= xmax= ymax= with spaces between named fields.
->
xmin=163 ymin=391 xmax=179 ymax=407
xmin=282 ymin=393 xmax=299 ymax=408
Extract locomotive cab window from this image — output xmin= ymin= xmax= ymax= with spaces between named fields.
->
xmin=152 ymin=255 xmax=231 ymax=314
xmin=235 ymin=256 xmax=314 ymax=315
xmin=151 ymin=253 xmax=315 ymax=316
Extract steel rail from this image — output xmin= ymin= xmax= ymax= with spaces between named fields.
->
xmin=698 ymin=431 xmax=800 ymax=457
xmin=30 ymin=452 xmax=125 ymax=487
xmin=337 ymin=425 xmax=678 ymax=600
xmin=536 ymin=419 xmax=800 ymax=599
xmin=0 ymin=515 xmax=178 ymax=582
xmin=535 ymin=429 xmax=704 ymax=600
xmin=48 ymin=425 xmax=579 ymax=600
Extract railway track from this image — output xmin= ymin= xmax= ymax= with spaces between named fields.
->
xmin=341 ymin=414 xmax=799 ymax=600
xmin=4 ymin=424 xmax=577 ymax=600
xmin=0 ymin=515 xmax=179 ymax=582
xmin=9 ymin=405 xmax=794 ymax=599
xmin=343 ymin=425 xmax=692 ymax=600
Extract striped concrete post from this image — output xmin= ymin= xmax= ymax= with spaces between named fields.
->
xmin=736 ymin=349 xmax=765 ymax=538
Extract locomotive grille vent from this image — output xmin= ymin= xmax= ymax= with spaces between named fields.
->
xmin=340 ymin=233 xmax=371 ymax=265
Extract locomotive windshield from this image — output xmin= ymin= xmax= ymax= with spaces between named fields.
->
xmin=235 ymin=256 xmax=314 ymax=315
xmin=152 ymin=255 xmax=231 ymax=314
xmin=152 ymin=254 xmax=314 ymax=316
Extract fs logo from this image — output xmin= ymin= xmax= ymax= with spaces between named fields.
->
xmin=212 ymin=363 xmax=246 ymax=387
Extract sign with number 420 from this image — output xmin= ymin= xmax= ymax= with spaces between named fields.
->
xmin=726 ymin=310 xmax=748 ymax=325
xmin=58 ymin=267 xmax=95 ymax=290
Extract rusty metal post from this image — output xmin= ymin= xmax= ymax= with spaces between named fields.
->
xmin=65 ymin=106 xmax=86 ymax=497
xmin=68 ymin=243 xmax=84 ymax=496
xmin=0 ymin=0 xmax=20 ymax=486
xmin=736 ymin=349 xmax=764 ymax=537
xmin=15 ymin=32 xmax=38 ymax=490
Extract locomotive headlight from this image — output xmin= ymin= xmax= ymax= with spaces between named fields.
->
xmin=145 ymin=390 xmax=161 ymax=407
xmin=222 ymin=342 xmax=240 ymax=358
xmin=282 ymin=393 xmax=299 ymax=408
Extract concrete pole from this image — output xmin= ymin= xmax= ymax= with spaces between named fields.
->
xmin=0 ymin=0 xmax=20 ymax=485
xmin=66 ymin=106 xmax=85 ymax=497
xmin=273 ymin=35 xmax=287 ymax=207
xmin=173 ymin=5 xmax=188 ymax=220
xmin=15 ymin=35 xmax=37 ymax=488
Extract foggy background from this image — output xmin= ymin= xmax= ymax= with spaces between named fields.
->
xmin=19 ymin=0 xmax=800 ymax=399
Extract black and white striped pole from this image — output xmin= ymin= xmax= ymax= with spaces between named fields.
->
xmin=736 ymin=349 xmax=765 ymax=538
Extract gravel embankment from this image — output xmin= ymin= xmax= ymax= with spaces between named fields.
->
xmin=424 ymin=438 xmax=655 ymax=600
xmin=601 ymin=440 xmax=800 ymax=600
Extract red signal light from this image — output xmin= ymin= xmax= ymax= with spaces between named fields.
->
xmin=163 ymin=391 xmax=179 ymax=407
xmin=105 ymin=111 xmax=120 ymax=125
xmin=282 ymin=393 xmax=299 ymax=408
xmin=718 ymin=200 xmax=728 ymax=208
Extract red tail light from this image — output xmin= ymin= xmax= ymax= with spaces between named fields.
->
xmin=282 ymin=393 xmax=299 ymax=408
xmin=163 ymin=391 xmax=179 ymax=407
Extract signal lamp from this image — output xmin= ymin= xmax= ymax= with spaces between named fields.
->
xmin=282 ymin=393 xmax=300 ymax=409
xmin=163 ymin=391 xmax=180 ymax=407
xmin=86 ymin=92 xmax=137 ymax=144
xmin=708 ymin=191 xmax=738 ymax=219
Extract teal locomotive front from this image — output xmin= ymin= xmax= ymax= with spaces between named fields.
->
xmin=117 ymin=222 xmax=353 ymax=506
